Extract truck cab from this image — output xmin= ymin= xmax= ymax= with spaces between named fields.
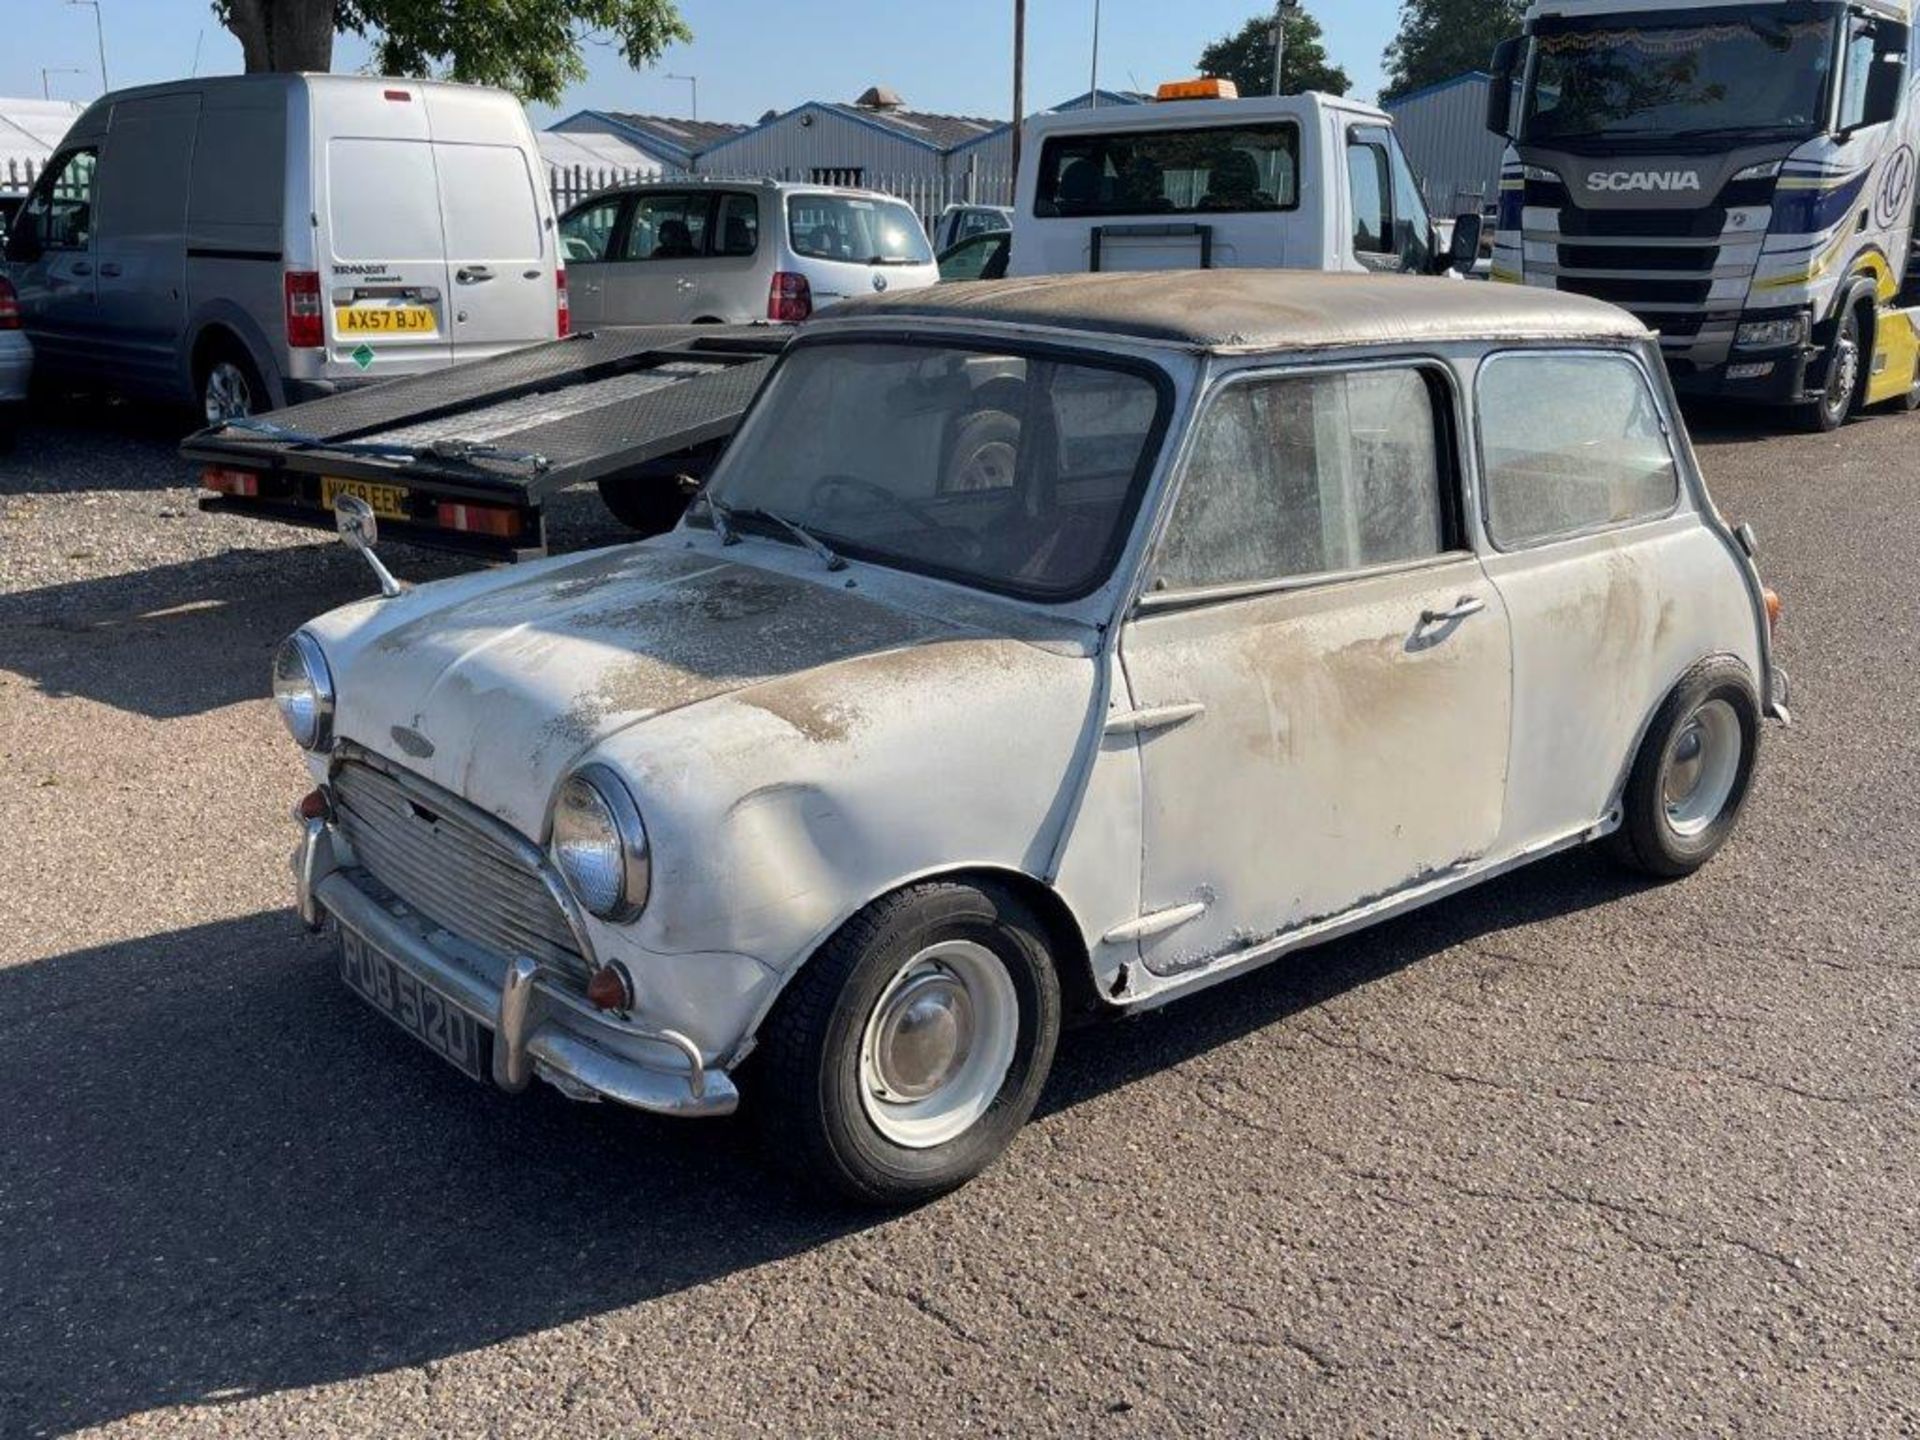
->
xmin=1009 ymin=82 xmax=1476 ymax=278
xmin=1487 ymin=0 xmax=1920 ymax=429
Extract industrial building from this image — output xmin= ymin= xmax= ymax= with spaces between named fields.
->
xmin=1381 ymin=71 xmax=1508 ymax=219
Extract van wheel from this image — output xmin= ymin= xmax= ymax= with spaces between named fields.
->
xmin=197 ymin=344 xmax=267 ymax=426
xmin=595 ymin=479 xmax=688 ymax=537
xmin=1798 ymin=308 xmax=1863 ymax=433
xmin=1605 ymin=658 xmax=1760 ymax=879
xmin=753 ymin=881 xmax=1061 ymax=1206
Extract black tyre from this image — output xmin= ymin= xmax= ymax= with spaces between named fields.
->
xmin=753 ymin=880 xmax=1062 ymax=1206
xmin=1797 ymin=306 xmax=1864 ymax=433
xmin=195 ymin=340 xmax=268 ymax=426
xmin=596 ymin=478 xmax=689 ymax=536
xmin=1605 ymin=657 xmax=1760 ymax=879
xmin=941 ymin=409 xmax=1021 ymax=493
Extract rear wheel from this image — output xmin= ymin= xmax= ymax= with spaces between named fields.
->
xmin=196 ymin=341 xmax=267 ymax=427
xmin=753 ymin=881 xmax=1061 ymax=1205
xmin=1798 ymin=306 xmax=1863 ymax=433
xmin=596 ymin=478 xmax=689 ymax=537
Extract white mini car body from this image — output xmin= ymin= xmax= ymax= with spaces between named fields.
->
xmin=279 ymin=271 xmax=1786 ymax=1202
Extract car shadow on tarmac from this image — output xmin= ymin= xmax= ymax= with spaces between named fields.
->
xmin=0 ymin=850 xmax=1642 ymax=1436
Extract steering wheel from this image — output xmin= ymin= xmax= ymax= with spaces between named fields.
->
xmin=809 ymin=473 xmax=982 ymax=560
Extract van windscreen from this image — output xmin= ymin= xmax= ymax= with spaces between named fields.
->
xmin=787 ymin=195 xmax=932 ymax=265
xmin=1035 ymin=123 xmax=1300 ymax=217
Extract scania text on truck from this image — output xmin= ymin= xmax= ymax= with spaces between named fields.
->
xmin=1486 ymin=0 xmax=1920 ymax=429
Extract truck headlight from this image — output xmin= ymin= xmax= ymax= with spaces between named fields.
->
xmin=1735 ymin=314 xmax=1810 ymax=350
xmin=271 ymin=632 xmax=335 ymax=751
xmin=551 ymin=764 xmax=650 ymax=922
xmin=1733 ymin=160 xmax=1784 ymax=182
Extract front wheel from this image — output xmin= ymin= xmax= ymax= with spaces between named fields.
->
xmin=753 ymin=881 xmax=1062 ymax=1205
xmin=1797 ymin=308 xmax=1863 ymax=433
xmin=1605 ymin=658 xmax=1760 ymax=879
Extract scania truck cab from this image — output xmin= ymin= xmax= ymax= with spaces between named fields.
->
xmin=1487 ymin=0 xmax=1920 ymax=429
xmin=1010 ymin=80 xmax=1481 ymax=278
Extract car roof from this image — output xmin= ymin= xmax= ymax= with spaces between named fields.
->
xmin=820 ymin=270 xmax=1650 ymax=353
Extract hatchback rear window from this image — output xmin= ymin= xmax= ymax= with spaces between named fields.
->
xmin=787 ymin=195 xmax=932 ymax=265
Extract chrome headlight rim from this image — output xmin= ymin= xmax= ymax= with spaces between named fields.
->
xmin=550 ymin=763 xmax=651 ymax=924
xmin=272 ymin=630 xmax=335 ymax=752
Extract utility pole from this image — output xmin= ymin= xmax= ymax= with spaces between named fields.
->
xmin=1272 ymin=0 xmax=1300 ymax=97
xmin=42 ymin=66 xmax=85 ymax=101
xmin=67 ymin=0 xmax=109 ymax=93
xmin=1090 ymin=0 xmax=1101 ymax=109
xmin=667 ymin=72 xmax=698 ymax=120
xmin=1012 ymin=0 xmax=1027 ymax=187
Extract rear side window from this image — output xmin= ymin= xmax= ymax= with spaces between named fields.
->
xmin=434 ymin=143 xmax=543 ymax=260
xmin=326 ymin=138 xmax=444 ymax=261
xmin=1478 ymin=352 xmax=1680 ymax=548
xmin=788 ymin=195 xmax=932 ymax=264
xmin=1157 ymin=368 xmax=1450 ymax=591
xmin=1035 ymin=123 xmax=1300 ymax=217
xmin=624 ymin=192 xmax=709 ymax=260
xmin=715 ymin=193 xmax=759 ymax=256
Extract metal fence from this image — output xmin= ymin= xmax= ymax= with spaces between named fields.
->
xmin=3 ymin=157 xmax=45 ymax=193
xmin=547 ymin=160 xmax=1015 ymax=232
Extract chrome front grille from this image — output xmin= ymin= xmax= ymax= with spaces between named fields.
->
xmin=331 ymin=760 xmax=587 ymax=978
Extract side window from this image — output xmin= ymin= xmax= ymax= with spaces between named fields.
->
xmin=1349 ymin=128 xmax=1431 ymax=272
xmin=559 ymin=197 xmax=624 ymax=264
xmin=1838 ymin=21 xmax=1879 ymax=129
xmin=714 ymin=193 xmax=759 ymax=257
xmin=12 ymin=147 xmax=99 ymax=254
xmin=1387 ymin=137 xmax=1434 ymax=273
xmin=1348 ymin=140 xmax=1392 ymax=260
xmin=1479 ymin=352 xmax=1680 ymax=548
xmin=1157 ymin=368 xmax=1450 ymax=591
xmin=624 ymin=193 xmax=710 ymax=261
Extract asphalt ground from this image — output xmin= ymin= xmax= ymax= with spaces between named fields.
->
xmin=0 ymin=390 xmax=1915 ymax=1438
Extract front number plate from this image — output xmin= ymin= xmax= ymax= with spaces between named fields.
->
xmin=322 ymin=475 xmax=410 ymax=521
xmin=338 ymin=925 xmax=490 ymax=1082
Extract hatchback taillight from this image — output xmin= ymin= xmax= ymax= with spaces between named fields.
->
xmin=769 ymin=271 xmax=812 ymax=323
xmin=556 ymin=268 xmax=571 ymax=338
xmin=285 ymin=271 xmax=323 ymax=349
xmin=0 ymin=278 xmax=20 ymax=331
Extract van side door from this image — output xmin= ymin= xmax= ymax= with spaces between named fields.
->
xmin=1117 ymin=361 xmax=1512 ymax=975
xmin=5 ymin=146 xmax=101 ymax=375
xmin=92 ymin=92 xmax=200 ymax=395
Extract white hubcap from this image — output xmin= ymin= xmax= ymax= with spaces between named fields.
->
xmin=859 ymin=941 xmax=1018 ymax=1149
xmin=1661 ymin=698 xmax=1742 ymax=838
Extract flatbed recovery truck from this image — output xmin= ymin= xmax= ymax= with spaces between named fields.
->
xmin=182 ymin=325 xmax=789 ymax=561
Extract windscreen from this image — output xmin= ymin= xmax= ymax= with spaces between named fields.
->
xmin=1524 ymin=12 xmax=1838 ymax=143
xmin=703 ymin=342 xmax=1166 ymax=599
xmin=1034 ymin=123 xmax=1300 ymax=216
xmin=787 ymin=194 xmax=932 ymax=264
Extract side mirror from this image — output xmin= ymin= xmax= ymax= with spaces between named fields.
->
xmin=334 ymin=494 xmax=405 ymax=598
xmin=1448 ymin=212 xmax=1485 ymax=273
xmin=1486 ymin=36 xmax=1523 ymax=137
xmin=1863 ymin=52 xmax=1906 ymax=129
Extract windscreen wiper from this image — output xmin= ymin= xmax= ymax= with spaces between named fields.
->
xmin=733 ymin=506 xmax=847 ymax=571
xmin=215 ymin=416 xmax=552 ymax=476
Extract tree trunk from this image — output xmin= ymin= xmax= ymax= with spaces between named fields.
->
xmin=225 ymin=0 xmax=336 ymax=73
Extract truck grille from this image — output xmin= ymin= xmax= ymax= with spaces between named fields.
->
xmin=332 ymin=760 xmax=586 ymax=978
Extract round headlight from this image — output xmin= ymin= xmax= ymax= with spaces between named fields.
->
xmin=551 ymin=765 xmax=650 ymax=923
xmin=272 ymin=632 xmax=334 ymax=752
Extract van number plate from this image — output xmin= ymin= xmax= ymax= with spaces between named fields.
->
xmin=336 ymin=305 xmax=436 ymax=335
xmin=323 ymin=476 xmax=410 ymax=520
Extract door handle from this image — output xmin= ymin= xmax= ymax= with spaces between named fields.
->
xmin=98 ymin=262 xmax=122 ymax=277
xmin=1419 ymin=595 xmax=1487 ymax=626
xmin=676 ymin=278 xmax=696 ymax=291
xmin=455 ymin=267 xmax=494 ymax=284
xmin=70 ymin=261 xmax=93 ymax=276
xmin=583 ymin=283 xmax=602 ymax=294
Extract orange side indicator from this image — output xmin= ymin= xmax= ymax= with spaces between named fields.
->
xmin=1763 ymin=588 xmax=1782 ymax=631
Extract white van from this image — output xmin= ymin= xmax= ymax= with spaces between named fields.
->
xmin=1010 ymin=81 xmax=1478 ymax=278
xmin=2 ymin=75 xmax=563 ymax=423
xmin=559 ymin=179 xmax=937 ymax=327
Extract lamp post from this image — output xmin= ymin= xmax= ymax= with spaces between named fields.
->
xmin=42 ymin=66 xmax=86 ymax=101
xmin=1012 ymin=0 xmax=1027 ymax=186
xmin=666 ymin=72 xmax=698 ymax=121
xmin=1272 ymin=0 xmax=1301 ymax=97
xmin=1090 ymin=0 xmax=1101 ymax=109
xmin=67 ymin=0 xmax=109 ymax=93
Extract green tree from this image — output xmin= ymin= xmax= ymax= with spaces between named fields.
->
xmin=1381 ymin=0 xmax=1527 ymax=99
xmin=213 ymin=0 xmax=692 ymax=105
xmin=1196 ymin=8 xmax=1352 ymax=98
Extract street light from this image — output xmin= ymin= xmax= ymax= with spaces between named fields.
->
xmin=666 ymin=73 xmax=698 ymax=121
xmin=1090 ymin=0 xmax=1101 ymax=109
xmin=41 ymin=66 xmax=86 ymax=101
xmin=67 ymin=0 xmax=109 ymax=93
xmin=1272 ymin=0 xmax=1301 ymax=97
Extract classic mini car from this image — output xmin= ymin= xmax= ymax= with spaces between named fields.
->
xmin=276 ymin=272 xmax=1788 ymax=1204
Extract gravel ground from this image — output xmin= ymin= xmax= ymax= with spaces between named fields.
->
xmin=0 ymin=391 xmax=1915 ymax=1438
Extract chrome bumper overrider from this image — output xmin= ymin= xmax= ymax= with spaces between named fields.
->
xmin=295 ymin=816 xmax=739 ymax=1118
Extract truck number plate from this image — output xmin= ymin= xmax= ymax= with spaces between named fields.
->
xmin=323 ymin=476 xmax=410 ymax=521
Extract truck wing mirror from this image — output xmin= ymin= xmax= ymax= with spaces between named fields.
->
xmin=1486 ymin=37 xmax=1522 ymax=138
xmin=1448 ymin=212 xmax=1485 ymax=274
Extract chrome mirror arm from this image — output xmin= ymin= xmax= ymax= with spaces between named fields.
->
xmin=333 ymin=495 xmax=406 ymax=599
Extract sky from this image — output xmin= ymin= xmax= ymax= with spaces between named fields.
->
xmin=4 ymin=0 xmax=1405 ymax=124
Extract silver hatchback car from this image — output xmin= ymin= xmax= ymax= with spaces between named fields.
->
xmin=559 ymin=179 xmax=939 ymax=327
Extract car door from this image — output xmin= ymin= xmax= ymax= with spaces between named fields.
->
xmin=598 ymin=191 xmax=712 ymax=323
xmin=5 ymin=146 xmax=101 ymax=375
xmin=557 ymin=193 xmax=628 ymax=330
xmin=1117 ymin=360 xmax=1513 ymax=975
xmin=92 ymin=92 xmax=199 ymax=395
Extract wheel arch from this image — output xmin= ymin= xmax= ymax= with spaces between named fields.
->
xmin=182 ymin=301 xmax=285 ymax=409
xmin=1603 ymin=650 xmax=1761 ymax=825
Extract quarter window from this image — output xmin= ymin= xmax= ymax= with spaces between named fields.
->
xmin=1157 ymin=367 xmax=1451 ymax=591
xmin=1479 ymin=352 xmax=1680 ymax=548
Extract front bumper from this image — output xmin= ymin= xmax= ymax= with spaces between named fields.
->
xmin=295 ymin=816 xmax=739 ymax=1118
xmin=1670 ymin=346 xmax=1816 ymax=406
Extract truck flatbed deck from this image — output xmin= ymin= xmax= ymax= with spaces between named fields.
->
xmin=181 ymin=325 xmax=791 ymax=561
